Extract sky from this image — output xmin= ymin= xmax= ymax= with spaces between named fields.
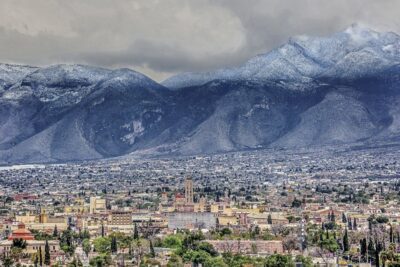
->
xmin=0 ymin=0 xmax=399 ymax=81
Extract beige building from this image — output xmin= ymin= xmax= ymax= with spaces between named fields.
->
xmin=90 ymin=196 xmax=106 ymax=214
xmin=206 ymin=240 xmax=283 ymax=255
xmin=0 ymin=240 xmax=60 ymax=255
xmin=185 ymin=177 xmax=194 ymax=204
xmin=109 ymin=210 xmax=132 ymax=225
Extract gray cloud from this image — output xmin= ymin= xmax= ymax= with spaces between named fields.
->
xmin=0 ymin=0 xmax=399 ymax=81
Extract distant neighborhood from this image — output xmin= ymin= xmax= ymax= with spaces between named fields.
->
xmin=0 ymin=145 xmax=400 ymax=266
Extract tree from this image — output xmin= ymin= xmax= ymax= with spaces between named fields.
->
xmin=133 ymin=223 xmax=139 ymax=240
xmin=2 ymin=256 xmax=14 ymax=267
xmin=390 ymin=224 xmax=394 ymax=243
xmin=167 ymin=254 xmax=183 ymax=267
xmin=348 ymin=219 xmax=353 ymax=230
xmin=376 ymin=241 xmax=383 ymax=267
xmin=89 ymin=254 xmax=111 ymax=267
xmin=101 ymin=223 xmax=105 ymax=237
xmin=197 ymin=242 xmax=218 ymax=257
xmin=34 ymin=252 xmax=39 ymax=267
xmin=220 ymin=228 xmax=232 ymax=236
xmin=162 ymin=235 xmax=182 ymax=249
xmin=330 ymin=212 xmax=336 ymax=222
xmin=81 ymin=229 xmax=90 ymax=240
xmin=39 ymin=246 xmax=43 ymax=266
xmin=343 ymin=228 xmax=349 ymax=252
xmin=291 ymin=198 xmax=302 ymax=208
xmin=69 ymin=257 xmax=83 ymax=267
xmin=149 ymin=239 xmax=155 ymax=258
xmin=360 ymin=238 xmax=367 ymax=257
xmin=82 ymin=239 xmax=91 ymax=256
xmin=53 ymin=225 xmax=58 ymax=237
xmin=376 ymin=215 xmax=389 ymax=224
xmin=12 ymin=238 xmax=27 ymax=249
xmin=368 ymin=238 xmax=375 ymax=261
xmin=205 ymin=257 xmax=228 ymax=267
xmin=44 ymin=239 xmax=51 ymax=265
xmin=267 ymin=214 xmax=272 ymax=224
xmin=93 ymin=237 xmax=111 ymax=254
xmin=295 ymin=255 xmax=313 ymax=267
xmin=319 ymin=237 xmax=339 ymax=252
xmin=265 ymin=254 xmax=294 ymax=267
xmin=111 ymin=236 xmax=118 ymax=254
xmin=342 ymin=213 xmax=347 ymax=223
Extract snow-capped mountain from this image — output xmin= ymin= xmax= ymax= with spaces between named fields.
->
xmin=163 ymin=24 xmax=400 ymax=89
xmin=1 ymin=24 xmax=400 ymax=163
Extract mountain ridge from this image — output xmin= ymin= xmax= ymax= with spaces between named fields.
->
xmin=1 ymin=24 xmax=400 ymax=164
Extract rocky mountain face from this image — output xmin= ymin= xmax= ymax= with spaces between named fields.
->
xmin=1 ymin=24 xmax=400 ymax=163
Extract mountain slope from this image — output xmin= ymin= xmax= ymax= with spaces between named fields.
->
xmin=162 ymin=24 xmax=400 ymax=89
xmin=1 ymin=24 xmax=400 ymax=163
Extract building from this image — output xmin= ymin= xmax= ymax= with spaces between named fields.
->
xmin=109 ymin=210 xmax=132 ymax=225
xmin=185 ymin=177 xmax=194 ymax=204
xmin=0 ymin=222 xmax=61 ymax=257
xmin=0 ymin=239 xmax=60 ymax=256
xmin=89 ymin=196 xmax=106 ymax=214
xmin=168 ymin=212 xmax=216 ymax=230
xmin=8 ymin=222 xmax=34 ymax=241
xmin=206 ymin=240 xmax=283 ymax=255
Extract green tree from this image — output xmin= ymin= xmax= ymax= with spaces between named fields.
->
xmin=34 ymin=252 xmax=39 ymax=267
xmin=69 ymin=257 xmax=84 ymax=267
xmin=39 ymin=246 xmax=43 ymax=266
xmin=342 ymin=213 xmax=347 ymax=223
xmin=390 ymin=224 xmax=394 ymax=243
xmin=53 ymin=225 xmax=58 ymax=237
xmin=183 ymin=250 xmax=211 ymax=266
xmin=89 ymin=254 xmax=111 ymax=267
xmin=60 ymin=227 xmax=75 ymax=255
xmin=295 ymin=255 xmax=313 ymax=267
xmin=320 ymin=237 xmax=339 ymax=253
xmin=12 ymin=238 xmax=27 ymax=249
xmin=291 ymin=198 xmax=302 ymax=208
xmin=2 ymin=256 xmax=14 ymax=267
xmin=167 ymin=254 xmax=183 ymax=267
xmin=81 ymin=229 xmax=90 ymax=240
xmin=265 ymin=254 xmax=294 ymax=267
xmin=205 ymin=256 xmax=228 ymax=267
xmin=111 ymin=236 xmax=118 ymax=254
xmin=93 ymin=237 xmax=111 ymax=254
xmin=44 ymin=239 xmax=51 ymax=265
xmin=343 ymin=228 xmax=349 ymax=252
xmin=163 ymin=235 xmax=183 ymax=249
xmin=83 ymin=238 xmax=91 ymax=256
xmin=353 ymin=218 xmax=357 ymax=230
xmin=267 ymin=214 xmax=272 ymax=224
xmin=360 ymin=238 xmax=367 ymax=257
xmin=149 ymin=239 xmax=155 ymax=257
xmin=101 ymin=224 xmax=105 ymax=237
xmin=197 ymin=242 xmax=218 ymax=257
xmin=376 ymin=215 xmax=389 ymax=224
xmin=133 ymin=223 xmax=139 ymax=240
xmin=220 ymin=228 xmax=232 ymax=236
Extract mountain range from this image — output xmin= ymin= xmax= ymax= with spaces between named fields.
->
xmin=1 ymin=24 xmax=400 ymax=164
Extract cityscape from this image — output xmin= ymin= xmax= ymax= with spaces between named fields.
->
xmin=2 ymin=1 xmax=400 ymax=267
xmin=1 ymin=142 xmax=400 ymax=266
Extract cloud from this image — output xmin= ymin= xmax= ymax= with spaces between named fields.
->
xmin=0 ymin=0 xmax=399 ymax=81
